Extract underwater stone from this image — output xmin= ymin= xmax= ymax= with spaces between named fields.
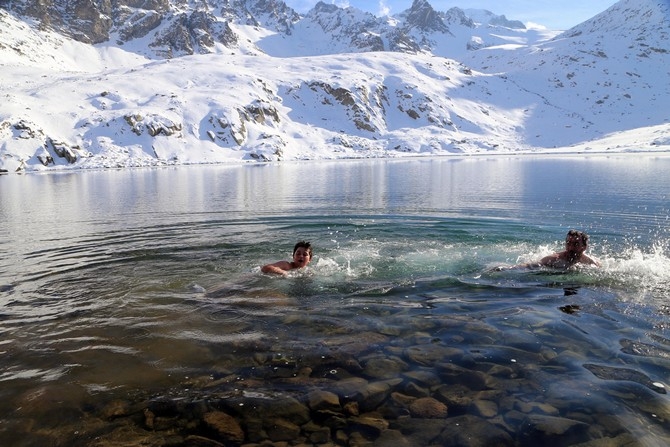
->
xmin=409 ymin=397 xmax=448 ymax=418
xmin=307 ymin=389 xmax=341 ymax=411
xmin=202 ymin=411 xmax=244 ymax=443
xmin=518 ymin=414 xmax=590 ymax=445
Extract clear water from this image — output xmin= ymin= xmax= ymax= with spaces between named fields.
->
xmin=1 ymin=155 xmax=669 ymax=445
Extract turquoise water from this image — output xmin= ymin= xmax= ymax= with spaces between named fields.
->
xmin=1 ymin=155 xmax=669 ymax=445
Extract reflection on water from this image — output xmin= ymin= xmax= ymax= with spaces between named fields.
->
xmin=1 ymin=155 xmax=670 ymax=445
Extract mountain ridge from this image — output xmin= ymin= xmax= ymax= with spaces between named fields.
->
xmin=0 ymin=0 xmax=668 ymax=173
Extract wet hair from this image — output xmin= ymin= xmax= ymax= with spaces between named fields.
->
xmin=293 ymin=240 xmax=312 ymax=257
xmin=566 ymin=230 xmax=588 ymax=245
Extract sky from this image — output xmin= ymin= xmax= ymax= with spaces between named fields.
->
xmin=283 ymin=0 xmax=618 ymax=30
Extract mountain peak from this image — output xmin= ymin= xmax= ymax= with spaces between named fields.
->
xmin=403 ymin=0 xmax=449 ymax=33
xmin=313 ymin=1 xmax=340 ymax=14
xmin=464 ymin=9 xmax=526 ymax=29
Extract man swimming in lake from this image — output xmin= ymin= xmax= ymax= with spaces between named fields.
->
xmin=523 ymin=229 xmax=600 ymax=269
xmin=261 ymin=240 xmax=312 ymax=275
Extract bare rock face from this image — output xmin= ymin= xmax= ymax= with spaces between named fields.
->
xmin=6 ymin=0 xmax=114 ymax=43
xmin=403 ymin=0 xmax=448 ymax=33
xmin=1 ymin=119 xmax=82 ymax=169
xmin=116 ymin=10 xmax=164 ymax=43
xmin=0 ymin=0 xmax=127 ymax=45
xmin=0 ymin=0 xmax=293 ymax=57
xmin=223 ymin=0 xmax=299 ymax=35
xmin=148 ymin=6 xmax=250 ymax=57
xmin=441 ymin=7 xmax=475 ymax=28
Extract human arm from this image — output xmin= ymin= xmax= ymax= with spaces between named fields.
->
xmin=502 ymin=255 xmax=557 ymax=270
xmin=537 ymin=253 xmax=560 ymax=268
xmin=579 ymin=254 xmax=601 ymax=267
xmin=261 ymin=260 xmax=292 ymax=275
xmin=506 ymin=255 xmax=555 ymax=270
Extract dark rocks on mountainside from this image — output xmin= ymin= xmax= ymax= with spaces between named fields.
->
xmin=117 ymin=11 xmax=163 ymax=43
xmin=131 ymin=7 xmax=241 ymax=57
xmin=222 ymin=0 xmax=300 ymax=34
xmin=442 ymin=7 xmax=475 ymax=28
xmin=47 ymin=137 xmax=77 ymax=163
xmin=3 ymin=119 xmax=78 ymax=166
xmin=387 ymin=28 xmax=422 ymax=53
xmin=244 ymin=100 xmax=280 ymax=124
xmin=490 ymin=14 xmax=525 ymax=29
xmin=305 ymin=1 xmax=388 ymax=53
xmin=351 ymin=31 xmax=385 ymax=52
xmin=403 ymin=0 xmax=449 ymax=33
xmin=3 ymin=0 xmax=114 ymax=43
xmin=149 ymin=10 xmax=236 ymax=57
xmin=0 ymin=0 xmax=272 ymax=56
xmin=123 ymin=113 xmax=183 ymax=137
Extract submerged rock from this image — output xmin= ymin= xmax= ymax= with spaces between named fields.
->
xmin=307 ymin=389 xmax=341 ymax=411
xmin=409 ymin=397 xmax=448 ymax=418
xmin=202 ymin=411 xmax=244 ymax=443
xmin=437 ymin=414 xmax=514 ymax=446
xmin=518 ymin=414 xmax=590 ymax=445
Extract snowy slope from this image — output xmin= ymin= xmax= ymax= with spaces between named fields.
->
xmin=0 ymin=50 xmax=539 ymax=171
xmin=461 ymin=0 xmax=670 ymax=148
xmin=0 ymin=0 xmax=668 ymax=173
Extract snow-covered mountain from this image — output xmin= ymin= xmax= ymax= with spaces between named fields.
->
xmin=0 ymin=0 xmax=668 ymax=173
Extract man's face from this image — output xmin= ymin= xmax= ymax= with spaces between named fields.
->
xmin=565 ymin=236 xmax=586 ymax=254
xmin=292 ymin=247 xmax=311 ymax=268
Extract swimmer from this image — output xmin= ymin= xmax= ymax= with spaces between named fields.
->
xmin=521 ymin=229 xmax=600 ymax=269
xmin=261 ymin=240 xmax=312 ymax=275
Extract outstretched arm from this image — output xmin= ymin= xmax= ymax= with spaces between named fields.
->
xmin=502 ymin=254 xmax=557 ymax=270
xmin=261 ymin=260 xmax=292 ymax=275
xmin=580 ymin=254 xmax=601 ymax=267
xmin=537 ymin=253 xmax=560 ymax=267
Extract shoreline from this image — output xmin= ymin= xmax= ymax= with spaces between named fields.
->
xmin=3 ymin=148 xmax=670 ymax=177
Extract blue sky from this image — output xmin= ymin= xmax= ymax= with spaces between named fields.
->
xmin=283 ymin=0 xmax=618 ymax=30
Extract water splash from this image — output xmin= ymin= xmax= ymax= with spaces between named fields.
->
xmin=597 ymin=242 xmax=670 ymax=303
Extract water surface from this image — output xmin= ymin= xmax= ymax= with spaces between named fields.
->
xmin=1 ymin=155 xmax=669 ymax=445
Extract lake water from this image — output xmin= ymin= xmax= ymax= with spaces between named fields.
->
xmin=1 ymin=155 xmax=669 ymax=446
